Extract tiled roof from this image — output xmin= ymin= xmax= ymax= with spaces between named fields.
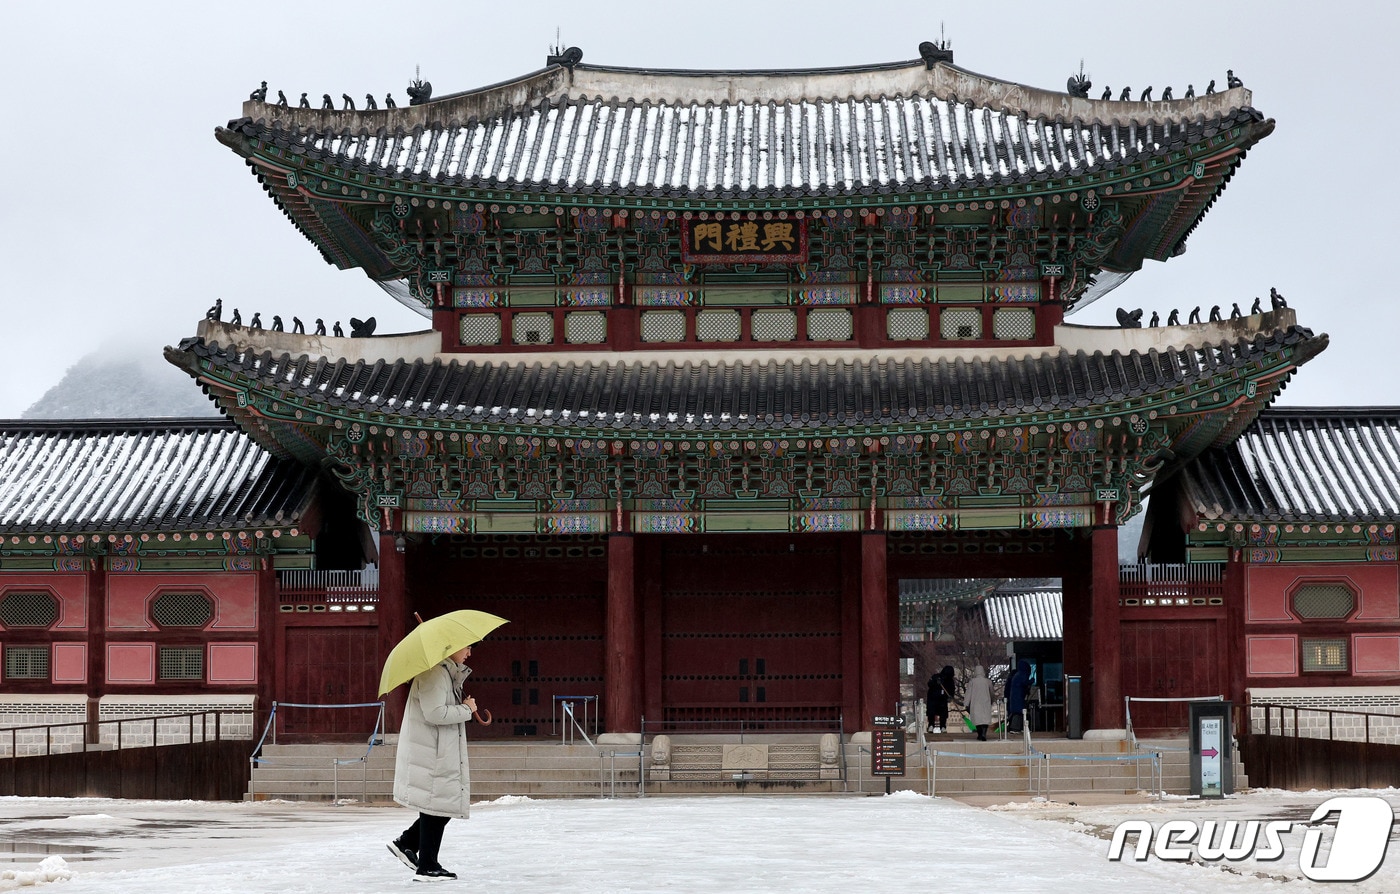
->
xmin=983 ymin=588 xmax=1063 ymax=641
xmin=225 ymin=95 xmax=1264 ymax=199
xmin=0 ymin=419 xmax=318 ymax=534
xmin=172 ymin=326 xmax=1321 ymax=434
xmin=1178 ymin=408 xmax=1400 ymax=523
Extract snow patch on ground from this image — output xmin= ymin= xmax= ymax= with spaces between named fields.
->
xmin=0 ymin=856 xmax=73 ymax=890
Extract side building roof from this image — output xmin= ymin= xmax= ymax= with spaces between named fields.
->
xmin=0 ymin=418 xmax=319 ymax=535
xmin=1176 ymin=408 xmax=1400 ymax=524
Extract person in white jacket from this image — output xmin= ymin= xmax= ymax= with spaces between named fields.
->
xmin=965 ymin=665 xmax=994 ymax=742
xmin=387 ymin=644 xmax=476 ymax=882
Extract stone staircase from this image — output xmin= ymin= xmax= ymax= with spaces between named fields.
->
xmin=246 ymin=740 xmax=643 ymax=802
xmin=245 ymin=734 xmax=1247 ymax=802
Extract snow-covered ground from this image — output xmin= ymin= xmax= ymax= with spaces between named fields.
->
xmin=1 ymin=789 xmax=1396 ymax=892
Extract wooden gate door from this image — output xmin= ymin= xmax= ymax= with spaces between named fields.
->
xmin=1119 ymin=619 xmax=1222 ymax=734
xmin=281 ymin=626 xmax=381 ymax=740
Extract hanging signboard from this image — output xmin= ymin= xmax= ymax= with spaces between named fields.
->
xmin=681 ymin=219 xmax=808 ymax=264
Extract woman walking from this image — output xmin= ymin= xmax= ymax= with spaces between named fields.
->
xmin=965 ymin=665 xmax=994 ymax=742
xmin=388 ymin=644 xmax=477 ymax=882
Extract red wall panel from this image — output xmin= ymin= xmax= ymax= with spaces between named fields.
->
xmin=107 ymin=572 xmax=260 ymax=631
xmin=0 ymin=572 xmax=88 ymax=629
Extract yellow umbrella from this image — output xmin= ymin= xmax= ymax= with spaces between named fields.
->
xmin=378 ymin=610 xmax=509 ymax=696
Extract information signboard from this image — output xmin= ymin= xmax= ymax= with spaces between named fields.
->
xmin=871 ymin=714 xmax=905 ymax=777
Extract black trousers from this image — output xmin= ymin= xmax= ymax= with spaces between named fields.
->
xmin=400 ymin=813 xmax=452 ymax=869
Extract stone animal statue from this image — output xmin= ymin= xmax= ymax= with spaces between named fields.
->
xmin=276 ymin=90 xmax=287 ymax=107
xmin=1188 ymin=307 xmax=1201 ymax=324
xmin=299 ymin=92 xmax=310 ymax=108
xmin=342 ymin=94 xmax=355 ymax=110
xmin=1115 ymin=307 xmax=1143 ymax=328
xmin=1101 ymin=86 xmax=1112 ymax=101
xmin=292 ymin=316 xmax=305 ymax=334
xmin=1139 ymin=86 xmax=1153 ymax=102
xmin=231 ymin=308 xmax=242 ymax=326
xmin=321 ymin=94 xmax=333 ymax=110
xmin=1119 ymin=86 xmax=1132 ymax=101
xmin=250 ymin=312 xmax=263 ymax=329
xmin=385 ymin=94 xmax=396 ymax=109
xmin=1230 ymin=303 xmax=1242 ymax=320
xmin=333 ymin=321 xmax=345 ymax=338
xmin=1205 ymin=79 xmax=1216 ymax=95
xmin=350 ymin=316 xmax=377 ymax=338
xmin=365 ymin=94 xmax=377 ymax=110
xmin=1149 ymin=311 xmax=1159 ymax=327
xmin=1161 ymin=86 xmax=1173 ymax=101
xmin=1209 ymin=305 xmax=1222 ymax=322
xmin=547 ymin=45 xmax=585 ymax=69
xmin=250 ymin=81 xmax=267 ymax=102
xmin=205 ymin=298 xmax=222 ymax=321
xmin=1067 ymin=72 xmax=1091 ymax=98
xmin=1167 ymin=308 xmax=1180 ymax=326
xmin=1227 ymin=70 xmax=1244 ymax=89
xmin=315 ymin=318 xmax=327 ymax=336
xmin=407 ymin=78 xmax=432 ymax=106
xmin=1184 ymin=84 xmax=1195 ymax=99
xmin=272 ymin=315 xmax=284 ymax=332
xmin=1270 ymin=287 xmax=1287 ymax=309
xmin=1250 ymin=296 xmax=1262 ymax=315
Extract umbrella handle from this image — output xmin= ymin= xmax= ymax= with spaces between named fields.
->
xmin=474 ymin=707 xmax=492 ymax=726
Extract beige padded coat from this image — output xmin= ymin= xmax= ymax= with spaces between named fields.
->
xmin=393 ymin=659 xmax=473 ymax=818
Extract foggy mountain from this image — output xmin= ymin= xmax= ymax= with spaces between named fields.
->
xmin=21 ymin=351 xmax=220 ymax=419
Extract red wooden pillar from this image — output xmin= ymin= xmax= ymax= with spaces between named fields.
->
xmin=257 ymin=555 xmax=278 ymax=728
xmin=860 ymin=532 xmax=894 ymax=725
xmin=378 ymin=531 xmax=409 ymax=729
xmin=1090 ymin=523 xmax=1123 ymax=729
xmin=1224 ymin=548 xmax=1248 ymax=705
xmin=604 ymin=533 xmax=642 ymax=733
xmin=85 ymin=557 xmax=106 ymax=745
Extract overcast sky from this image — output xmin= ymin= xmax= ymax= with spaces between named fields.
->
xmin=1 ymin=1 xmax=1392 ymax=417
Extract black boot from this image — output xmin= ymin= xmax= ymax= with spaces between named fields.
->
xmin=976 ymin=724 xmax=988 ymax=741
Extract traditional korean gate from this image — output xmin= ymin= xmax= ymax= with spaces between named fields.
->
xmin=1119 ymin=619 xmax=1223 ymax=734
xmin=280 ymin=626 xmax=380 ymax=739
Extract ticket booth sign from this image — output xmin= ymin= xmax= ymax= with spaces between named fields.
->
xmin=871 ymin=714 xmax=905 ymax=777
xmin=1188 ymin=701 xmax=1234 ymax=798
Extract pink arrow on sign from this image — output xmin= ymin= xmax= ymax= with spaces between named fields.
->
xmin=1201 ymin=747 xmax=1219 ymax=758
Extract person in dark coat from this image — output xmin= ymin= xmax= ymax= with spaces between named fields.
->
xmin=1007 ymin=659 xmax=1032 ymax=733
xmin=926 ymin=665 xmax=955 ymax=733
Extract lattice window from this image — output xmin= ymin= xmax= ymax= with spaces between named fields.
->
xmin=459 ymin=314 xmax=502 ymax=346
xmin=564 ymin=311 xmax=607 ymax=344
xmin=511 ymin=312 xmax=554 ymax=345
xmin=1293 ymin=585 xmax=1355 ymax=619
xmin=807 ymin=308 xmax=853 ymax=342
xmin=151 ymin=592 xmax=213 ymax=628
xmin=1301 ymin=638 xmax=1348 ymax=672
xmin=940 ymin=308 xmax=983 ymax=340
xmin=159 ymin=647 xmax=205 ymax=681
xmin=992 ymin=307 xmax=1036 ymax=340
xmin=696 ymin=310 xmax=741 ymax=342
xmin=886 ymin=308 xmax=929 ymax=340
xmin=640 ymin=311 xmax=686 ymax=342
xmin=4 ymin=646 xmax=48 ymax=680
xmin=751 ymin=309 xmax=797 ymax=342
xmin=0 ymin=592 xmax=58 ymax=628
